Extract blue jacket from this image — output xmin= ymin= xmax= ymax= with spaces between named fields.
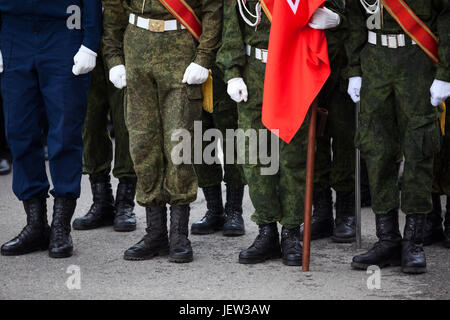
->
xmin=0 ymin=0 xmax=102 ymax=52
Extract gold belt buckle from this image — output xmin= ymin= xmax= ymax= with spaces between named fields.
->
xmin=148 ymin=19 xmax=165 ymax=32
xmin=387 ymin=34 xmax=398 ymax=49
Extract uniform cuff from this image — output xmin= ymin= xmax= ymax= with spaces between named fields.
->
xmin=345 ymin=66 xmax=362 ymax=79
xmin=194 ymin=54 xmax=214 ymax=70
xmin=224 ymin=67 xmax=242 ymax=83
xmin=107 ymin=56 xmax=125 ymax=71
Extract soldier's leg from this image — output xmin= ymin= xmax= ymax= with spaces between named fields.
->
xmin=157 ymin=30 xmax=202 ymax=263
xmin=73 ymin=54 xmax=116 ymax=231
xmin=442 ymin=99 xmax=450 ymax=248
xmin=351 ymin=46 xmax=402 ymax=271
xmin=122 ymin=26 xmax=169 ymax=261
xmin=191 ymin=109 xmax=226 ymax=235
xmin=278 ymin=119 xmax=309 ymax=266
xmin=238 ymin=59 xmax=281 ymax=264
xmin=107 ymin=60 xmax=137 ymax=232
xmin=397 ymin=47 xmax=441 ymax=273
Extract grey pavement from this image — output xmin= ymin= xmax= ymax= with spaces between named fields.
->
xmin=0 ymin=170 xmax=449 ymax=300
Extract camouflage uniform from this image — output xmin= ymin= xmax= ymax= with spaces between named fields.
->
xmin=433 ymin=102 xmax=450 ymax=196
xmin=193 ymin=66 xmax=246 ymax=189
xmin=216 ymin=0 xmax=309 ymax=229
xmin=82 ymin=48 xmax=135 ymax=180
xmin=315 ymin=0 xmax=355 ymax=194
xmin=346 ymin=0 xmax=450 ymax=216
xmin=102 ymin=0 xmax=222 ymax=207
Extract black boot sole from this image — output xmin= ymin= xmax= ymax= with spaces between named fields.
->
xmin=49 ymin=250 xmax=73 ymax=259
xmin=1 ymin=244 xmax=48 ymax=256
xmin=72 ymin=219 xmax=114 ymax=230
xmin=223 ymin=228 xmax=245 ymax=237
xmin=124 ymin=248 xmax=169 ymax=261
xmin=239 ymin=251 xmax=282 ymax=264
xmin=282 ymin=258 xmax=302 ymax=266
xmin=351 ymin=259 xmax=401 ymax=270
xmin=331 ymin=235 xmax=356 ymax=243
xmin=169 ymin=254 xmax=193 ymax=263
xmin=401 ymin=266 xmax=427 ymax=274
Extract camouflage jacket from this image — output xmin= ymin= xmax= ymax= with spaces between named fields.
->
xmin=102 ymin=0 xmax=223 ymax=70
xmin=345 ymin=0 xmax=450 ymax=81
xmin=216 ymin=0 xmax=346 ymax=83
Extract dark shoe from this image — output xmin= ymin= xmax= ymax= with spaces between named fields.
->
xmin=402 ymin=214 xmax=427 ymax=274
xmin=424 ymin=193 xmax=444 ymax=246
xmin=1 ymin=198 xmax=50 ymax=256
xmin=299 ymin=188 xmax=334 ymax=240
xmin=124 ymin=206 xmax=169 ymax=260
xmin=445 ymin=198 xmax=450 ymax=248
xmin=114 ymin=177 xmax=137 ymax=232
xmin=281 ymin=226 xmax=302 ymax=266
xmin=169 ymin=205 xmax=193 ymax=263
xmin=239 ymin=223 xmax=281 ymax=264
xmin=332 ymin=191 xmax=356 ymax=243
xmin=72 ymin=175 xmax=115 ymax=230
xmin=191 ymin=185 xmax=225 ymax=234
xmin=351 ymin=209 xmax=402 ymax=270
xmin=223 ymin=185 xmax=245 ymax=236
xmin=0 ymin=158 xmax=11 ymax=175
xmin=49 ymin=198 xmax=77 ymax=258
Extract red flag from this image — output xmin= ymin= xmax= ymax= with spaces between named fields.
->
xmin=262 ymin=0 xmax=330 ymax=143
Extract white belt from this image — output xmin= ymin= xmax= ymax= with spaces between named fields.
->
xmin=368 ymin=31 xmax=416 ymax=49
xmin=129 ymin=13 xmax=186 ymax=32
xmin=245 ymin=44 xmax=268 ymax=64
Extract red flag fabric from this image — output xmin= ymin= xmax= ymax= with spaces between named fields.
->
xmin=262 ymin=0 xmax=330 ymax=143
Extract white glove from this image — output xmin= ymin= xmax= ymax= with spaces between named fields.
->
xmin=72 ymin=45 xmax=97 ymax=76
xmin=308 ymin=7 xmax=341 ymax=30
xmin=0 ymin=50 xmax=3 ymax=73
xmin=182 ymin=62 xmax=209 ymax=85
xmin=109 ymin=65 xmax=127 ymax=89
xmin=227 ymin=78 xmax=248 ymax=103
xmin=430 ymin=79 xmax=450 ymax=107
xmin=347 ymin=76 xmax=362 ymax=103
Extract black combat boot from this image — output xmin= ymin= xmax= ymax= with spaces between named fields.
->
xmin=124 ymin=206 xmax=169 ymax=260
xmin=239 ymin=223 xmax=281 ymax=264
xmin=1 ymin=198 xmax=50 ymax=256
xmin=281 ymin=226 xmax=302 ymax=266
xmin=223 ymin=185 xmax=245 ymax=236
xmin=299 ymin=188 xmax=333 ymax=240
xmin=444 ymin=198 xmax=450 ymax=248
xmin=332 ymin=191 xmax=356 ymax=243
xmin=169 ymin=205 xmax=193 ymax=263
xmin=402 ymin=214 xmax=427 ymax=274
xmin=49 ymin=198 xmax=77 ymax=258
xmin=351 ymin=209 xmax=402 ymax=270
xmin=114 ymin=177 xmax=137 ymax=232
xmin=424 ymin=193 xmax=444 ymax=246
xmin=191 ymin=185 xmax=225 ymax=234
xmin=72 ymin=175 xmax=115 ymax=230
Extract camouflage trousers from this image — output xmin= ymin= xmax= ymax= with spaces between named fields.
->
xmin=315 ymin=58 xmax=355 ymax=193
xmin=358 ymin=44 xmax=441 ymax=215
xmin=239 ymin=57 xmax=308 ymax=229
xmin=194 ymin=66 xmax=246 ymax=189
xmin=124 ymin=25 xmax=202 ymax=207
xmin=433 ymin=98 xmax=450 ymax=196
xmin=83 ymin=53 xmax=135 ymax=180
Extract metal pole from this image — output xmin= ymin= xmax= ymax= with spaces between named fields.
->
xmin=302 ymin=99 xmax=318 ymax=271
xmin=355 ymin=102 xmax=362 ymax=249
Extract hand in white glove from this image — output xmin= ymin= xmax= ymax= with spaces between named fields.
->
xmin=227 ymin=78 xmax=248 ymax=103
xmin=347 ymin=76 xmax=362 ymax=103
xmin=72 ymin=45 xmax=97 ymax=76
xmin=430 ymin=79 xmax=450 ymax=107
xmin=0 ymin=50 xmax=3 ymax=73
xmin=182 ymin=62 xmax=209 ymax=85
xmin=308 ymin=7 xmax=341 ymax=30
xmin=109 ymin=65 xmax=127 ymax=89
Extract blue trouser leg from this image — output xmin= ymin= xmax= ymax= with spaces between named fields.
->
xmin=1 ymin=29 xmax=49 ymax=200
xmin=36 ymin=28 xmax=89 ymax=199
